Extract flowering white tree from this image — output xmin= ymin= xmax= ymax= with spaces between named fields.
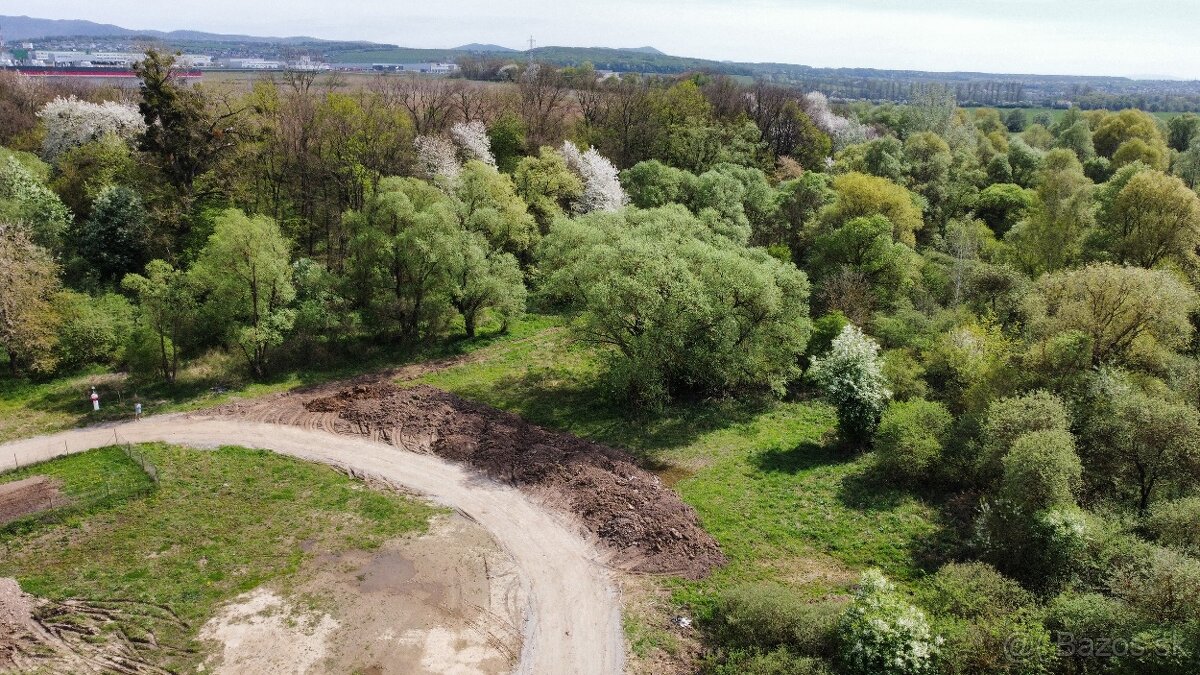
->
xmin=836 ymin=569 xmax=939 ymax=675
xmin=809 ymin=324 xmax=891 ymax=443
xmin=36 ymin=96 xmax=146 ymax=162
xmin=414 ymin=134 xmax=462 ymax=180
xmin=559 ymin=142 xmax=626 ymax=213
xmin=803 ymin=92 xmax=873 ymax=151
xmin=450 ymin=120 xmax=495 ymax=166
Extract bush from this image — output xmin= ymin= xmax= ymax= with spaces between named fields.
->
xmin=1000 ymin=429 xmax=1082 ymax=514
xmin=977 ymin=505 xmax=1090 ymax=594
xmin=52 ymin=290 xmax=133 ymax=371
xmin=979 ymin=390 xmax=1071 ymax=483
xmin=921 ymin=562 xmax=1032 ymax=620
xmin=810 ymin=325 xmax=891 ymax=445
xmin=933 ymin=612 xmax=1055 ymax=675
xmin=706 ymin=649 xmax=833 ymax=675
xmin=1110 ymin=546 xmax=1200 ymax=626
xmin=713 ymin=583 xmax=844 ymax=657
xmin=1144 ymin=497 xmax=1200 ymax=556
xmin=881 ymin=348 xmax=928 ymax=401
xmin=124 ymin=323 xmax=169 ymax=381
xmin=874 ymin=399 xmax=953 ymax=484
xmin=806 ymin=311 xmax=849 ymax=364
xmin=836 ymin=569 xmax=939 ymax=675
xmin=920 ymin=562 xmax=1055 ymax=674
xmin=1045 ymin=591 xmax=1140 ymax=651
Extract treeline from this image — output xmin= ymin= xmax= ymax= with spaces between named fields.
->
xmin=3 ymin=51 xmax=1200 ymax=674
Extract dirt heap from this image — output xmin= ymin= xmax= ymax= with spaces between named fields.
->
xmin=218 ymin=381 xmax=726 ymax=579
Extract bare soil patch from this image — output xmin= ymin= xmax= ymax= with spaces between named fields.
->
xmin=216 ymin=381 xmax=726 ymax=580
xmin=198 ymin=513 xmax=523 ymax=675
xmin=0 ymin=476 xmax=69 ymax=525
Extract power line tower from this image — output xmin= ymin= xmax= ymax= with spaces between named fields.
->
xmin=527 ymin=35 xmax=535 ymax=62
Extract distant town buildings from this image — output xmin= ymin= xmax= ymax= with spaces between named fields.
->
xmin=365 ymin=62 xmax=460 ymax=74
xmin=26 ymin=50 xmax=212 ymax=68
xmin=3 ymin=39 xmax=465 ymax=78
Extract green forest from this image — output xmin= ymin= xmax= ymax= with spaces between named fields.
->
xmin=3 ymin=51 xmax=1200 ymax=674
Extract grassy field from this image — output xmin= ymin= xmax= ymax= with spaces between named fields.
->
xmin=416 ymin=322 xmax=946 ymax=661
xmin=0 ymin=443 xmax=437 ymax=672
xmin=0 ymin=314 xmax=558 ymax=443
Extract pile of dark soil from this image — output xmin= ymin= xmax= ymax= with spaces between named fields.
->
xmin=264 ymin=382 xmax=727 ymax=579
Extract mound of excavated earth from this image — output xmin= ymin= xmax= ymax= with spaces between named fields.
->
xmin=219 ymin=382 xmax=726 ymax=580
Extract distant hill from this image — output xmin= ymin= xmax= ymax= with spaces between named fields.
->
xmin=621 ymin=46 xmax=665 ymax=55
xmin=453 ymin=43 xmax=517 ymax=53
xmin=0 ymin=14 xmax=373 ymax=45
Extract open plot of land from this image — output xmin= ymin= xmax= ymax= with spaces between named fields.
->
xmin=0 ymin=441 xmax=451 ymax=672
xmin=1 ymin=416 xmax=627 ymax=674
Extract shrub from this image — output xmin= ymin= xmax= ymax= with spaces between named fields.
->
xmin=1144 ymin=497 xmax=1200 ymax=556
xmin=978 ymin=390 xmax=1070 ymax=483
xmin=933 ymin=612 xmax=1055 ymax=675
xmin=806 ymin=311 xmax=849 ymax=364
xmin=713 ymin=583 xmax=844 ymax=657
xmin=999 ymin=429 xmax=1082 ymax=514
xmin=921 ymin=562 xmax=1032 ymax=620
xmin=1044 ymin=591 xmax=1140 ymax=667
xmin=977 ymin=505 xmax=1089 ymax=594
xmin=707 ymin=649 xmax=833 ymax=675
xmin=881 ymin=349 xmax=928 ymax=401
xmin=1109 ymin=546 xmax=1200 ymax=626
xmin=873 ymin=399 xmax=953 ymax=484
xmin=51 ymin=290 xmax=133 ymax=371
xmin=836 ymin=569 xmax=939 ymax=675
xmin=810 ymin=325 xmax=891 ymax=445
xmin=921 ymin=562 xmax=1056 ymax=674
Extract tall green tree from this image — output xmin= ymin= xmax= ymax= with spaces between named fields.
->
xmin=344 ymin=177 xmax=461 ymax=342
xmin=538 ymin=205 xmax=811 ymax=407
xmin=448 ymin=233 xmax=526 ymax=337
xmin=134 ymin=49 xmax=242 ymax=247
xmin=1167 ymin=113 xmax=1200 ymax=152
xmin=73 ymin=186 xmax=150 ymax=288
xmin=122 ymin=260 xmax=195 ymax=383
xmin=1095 ymin=170 xmax=1200 ymax=269
xmin=192 ymin=209 xmax=295 ymax=378
xmin=1004 ymin=149 xmax=1094 ymax=275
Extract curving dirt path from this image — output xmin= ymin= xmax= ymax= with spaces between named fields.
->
xmin=0 ymin=414 xmax=625 ymax=675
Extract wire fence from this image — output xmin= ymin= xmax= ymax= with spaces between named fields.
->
xmin=0 ymin=438 xmax=161 ymax=534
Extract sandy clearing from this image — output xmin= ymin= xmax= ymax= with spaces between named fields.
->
xmin=199 ymin=588 xmax=341 ymax=674
xmin=0 ymin=415 xmax=625 ymax=675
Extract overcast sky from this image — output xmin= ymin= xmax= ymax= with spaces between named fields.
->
xmin=6 ymin=0 xmax=1198 ymax=79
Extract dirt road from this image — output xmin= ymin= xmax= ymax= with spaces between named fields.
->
xmin=0 ymin=415 xmax=625 ymax=675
